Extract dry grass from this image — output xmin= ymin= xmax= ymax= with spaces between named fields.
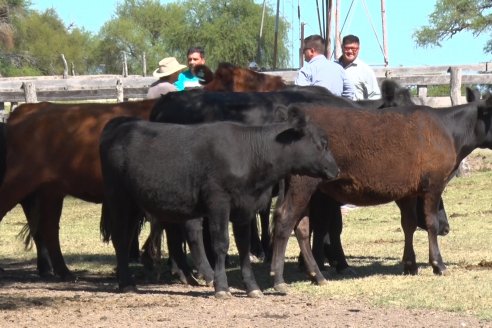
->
xmin=0 ymin=159 xmax=491 ymax=320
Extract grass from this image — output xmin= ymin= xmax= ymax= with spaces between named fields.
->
xmin=0 ymin=165 xmax=491 ymax=320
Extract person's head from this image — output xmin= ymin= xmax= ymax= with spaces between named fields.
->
xmin=152 ymin=57 xmax=187 ymax=82
xmin=341 ymin=34 xmax=360 ymax=65
xmin=302 ymin=35 xmax=325 ymax=62
xmin=186 ymin=46 xmax=206 ymax=73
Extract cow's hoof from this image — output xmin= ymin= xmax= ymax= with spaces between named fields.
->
xmin=432 ymin=266 xmax=447 ymax=276
xmin=205 ymin=279 xmax=214 ymax=287
xmin=185 ymin=274 xmax=200 ymax=286
xmin=316 ymin=279 xmax=329 ymax=286
xmin=273 ymin=283 xmax=289 ymax=295
xmin=215 ymin=291 xmax=233 ymax=299
xmin=119 ymin=285 xmax=138 ymax=293
xmin=403 ymin=262 xmax=419 ymax=275
xmin=247 ymin=289 xmax=263 ymax=298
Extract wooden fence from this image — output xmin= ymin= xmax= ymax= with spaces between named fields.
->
xmin=0 ymin=62 xmax=491 ymax=121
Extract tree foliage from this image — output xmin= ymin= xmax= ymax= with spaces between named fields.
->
xmin=95 ymin=0 xmax=290 ymax=74
xmin=413 ymin=0 xmax=492 ymax=53
xmin=1 ymin=0 xmax=291 ymax=76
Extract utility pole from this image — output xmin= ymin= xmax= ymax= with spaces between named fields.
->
xmin=325 ymin=0 xmax=332 ymax=58
xmin=381 ymin=0 xmax=389 ymax=66
xmin=334 ymin=0 xmax=341 ymax=60
xmin=273 ymin=0 xmax=280 ymax=69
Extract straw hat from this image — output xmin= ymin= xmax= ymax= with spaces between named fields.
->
xmin=152 ymin=57 xmax=187 ymax=78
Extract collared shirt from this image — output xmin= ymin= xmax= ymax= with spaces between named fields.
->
xmin=295 ymin=54 xmax=355 ymax=99
xmin=337 ymin=57 xmax=381 ymax=100
xmin=174 ymin=69 xmax=202 ymax=91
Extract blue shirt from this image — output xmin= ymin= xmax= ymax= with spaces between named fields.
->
xmin=295 ymin=54 xmax=355 ymax=99
xmin=174 ymin=69 xmax=202 ymax=91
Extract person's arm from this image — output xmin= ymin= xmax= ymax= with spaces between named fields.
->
xmin=340 ymin=69 xmax=356 ymax=100
xmin=295 ymin=66 xmax=311 ymax=86
xmin=366 ymin=70 xmax=382 ymax=100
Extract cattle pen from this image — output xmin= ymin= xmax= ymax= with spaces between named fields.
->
xmin=0 ymin=62 xmax=490 ymax=122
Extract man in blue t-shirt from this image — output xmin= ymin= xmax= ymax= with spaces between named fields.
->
xmin=175 ymin=46 xmax=206 ymax=91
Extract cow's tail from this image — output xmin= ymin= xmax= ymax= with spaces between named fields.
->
xmin=100 ymin=202 xmax=112 ymax=243
xmin=0 ymin=122 xmax=7 ymax=185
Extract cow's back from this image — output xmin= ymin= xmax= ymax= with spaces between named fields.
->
xmin=306 ymin=106 xmax=456 ymax=205
xmin=6 ymin=99 xmax=156 ymax=202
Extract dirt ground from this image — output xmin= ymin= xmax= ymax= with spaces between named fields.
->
xmin=0 ymin=263 xmax=489 ymax=328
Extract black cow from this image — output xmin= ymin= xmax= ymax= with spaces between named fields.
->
xmin=99 ymin=106 xmax=339 ymax=298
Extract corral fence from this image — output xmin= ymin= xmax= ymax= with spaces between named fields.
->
xmin=0 ymin=62 xmax=491 ymax=122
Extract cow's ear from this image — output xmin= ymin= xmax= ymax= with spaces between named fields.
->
xmin=195 ymin=65 xmax=214 ymax=85
xmin=466 ymin=87 xmax=481 ymax=103
xmin=275 ymin=127 xmax=304 ymax=144
xmin=273 ymin=105 xmax=307 ymax=129
xmin=286 ymin=105 xmax=307 ymax=129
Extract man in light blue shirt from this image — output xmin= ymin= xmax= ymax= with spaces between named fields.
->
xmin=175 ymin=46 xmax=206 ymax=91
xmin=295 ymin=34 xmax=355 ymax=99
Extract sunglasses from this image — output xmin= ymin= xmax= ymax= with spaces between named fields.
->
xmin=343 ymin=46 xmax=359 ymax=52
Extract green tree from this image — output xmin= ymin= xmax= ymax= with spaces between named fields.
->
xmin=413 ymin=0 xmax=492 ymax=93
xmin=95 ymin=0 xmax=290 ymax=75
xmin=1 ymin=7 xmax=96 ymax=76
xmin=413 ymin=0 xmax=492 ymax=52
xmin=94 ymin=0 xmax=187 ymax=74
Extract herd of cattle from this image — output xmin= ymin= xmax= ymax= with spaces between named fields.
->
xmin=0 ymin=63 xmax=491 ymax=299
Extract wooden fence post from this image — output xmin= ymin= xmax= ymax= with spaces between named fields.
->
xmin=142 ymin=52 xmax=147 ymax=77
xmin=122 ymin=52 xmax=128 ymax=77
xmin=22 ymin=82 xmax=38 ymax=103
xmin=448 ymin=66 xmax=462 ymax=106
xmin=61 ymin=54 xmax=68 ymax=79
xmin=116 ymin=79 xmax=124 ymax=102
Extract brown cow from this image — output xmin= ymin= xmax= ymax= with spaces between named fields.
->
xmin=0 ymin=99 xmax=156 ymax=279
xmin=270 ymin=90 xmax=492 ymax=293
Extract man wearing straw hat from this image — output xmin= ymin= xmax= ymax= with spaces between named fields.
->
xmin=147 ymin=57 xmax=187 ymax=99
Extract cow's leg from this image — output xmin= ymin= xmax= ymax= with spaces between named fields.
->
xmin=249 ymin=216 xmax=264 ymax=261
xmin=416 ymin=196 xmax=450 ymax=236
xmin=36 ymin=192 xmax=75 ymax=281
xmin=423 ymin=193 xmax=447 ymax=275
xmin=309 ymin=190 xmax=328 ymax=270
xmin=232 ymin=220 xmax=262 ymax=298
xmin=396 ymin=198 xmax=419 ymax=275
xmin=294 ymin=215 xmax=326 ymax=285
xmin=111 ymin=207 xmax=140 ymax=292
xmin=259 ymin=204 xmax=271 ymax=261
xmin=19 ymin=192 xmax=53 ymax=277
xmin=207 ymin=209 xmax=231 ymax=298
xmin=165 ymin=223 xmax=198 ymax=285
xmin=184 ymin=218 xmax=214 ymax=286
xmin=140 ymin=219 xmax=163 ymax=272
xmin=321 ymin=198 xmax=350 ymax=273
xmin=270 ymin=176 xmax=319 ymax=294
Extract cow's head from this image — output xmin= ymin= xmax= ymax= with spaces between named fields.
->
xmin=273 ymin=105 xmax=339 ymax=181
xmin=196 ymin=62 xmax=286 ymax=92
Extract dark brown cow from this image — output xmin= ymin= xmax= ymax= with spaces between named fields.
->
xmin=0 ymin=99 xmax=156 ymax=279
xmin=197 ymin=62 xmax=287 ymax=92
xmin=270 ymin=90 xmax=492 ymax=293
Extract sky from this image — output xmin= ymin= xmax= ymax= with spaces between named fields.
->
xmin=30 ymin=0 xmax=491 ymax=68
